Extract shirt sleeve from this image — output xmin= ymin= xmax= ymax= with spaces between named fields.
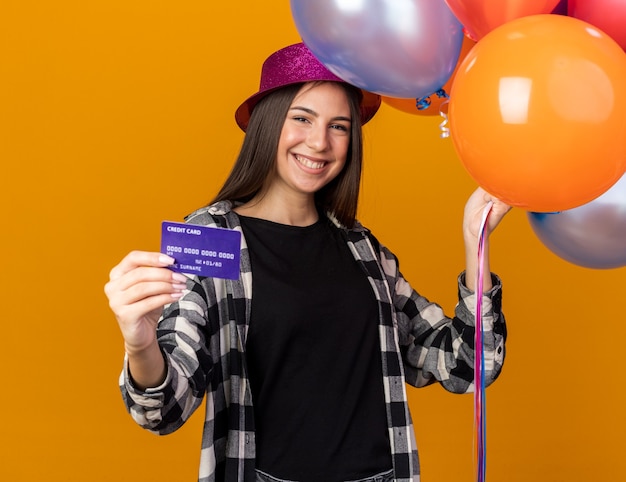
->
xmin=379 ymin=244 xmax=507 ymax=394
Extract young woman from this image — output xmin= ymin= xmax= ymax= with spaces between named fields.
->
xmin=105 ymin=43 xmax=511 ymax=482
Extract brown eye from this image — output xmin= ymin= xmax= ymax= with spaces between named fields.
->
xmin=330 ymin=123 xmax=349 ymax=132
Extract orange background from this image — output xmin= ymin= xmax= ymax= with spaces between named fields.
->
xmin=2 ymin=1 xmax=625 ymax=481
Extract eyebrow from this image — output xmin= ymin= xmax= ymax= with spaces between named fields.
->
xmin=289 ymin=106 xmax=352 ymax=123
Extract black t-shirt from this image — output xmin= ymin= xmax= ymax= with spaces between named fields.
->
xmin=239 ymin=213 xmax=392 ymax=482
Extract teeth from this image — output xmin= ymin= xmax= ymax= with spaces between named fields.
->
xmin=295 ymin=155 xmax=325 ymax=169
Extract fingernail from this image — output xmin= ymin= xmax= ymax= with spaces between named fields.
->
xmin=172 ymin=272 xmax=188 ymax=283
xmin=159 ymin=254 xmax=175 ymax=265
xmin=172 ymin=283 xmax=187 ymax=290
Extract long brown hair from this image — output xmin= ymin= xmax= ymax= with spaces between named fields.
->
xmin=211 ymin=81 xmax=364 ymax=228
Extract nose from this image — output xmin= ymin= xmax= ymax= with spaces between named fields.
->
xmin=305 ymin=124 xmax=329 ymax=152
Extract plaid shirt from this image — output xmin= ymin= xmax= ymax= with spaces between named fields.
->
xmin=120 ymin=201 xmax=506 ymax=482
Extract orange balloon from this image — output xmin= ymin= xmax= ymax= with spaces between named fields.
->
xmin=383 ymin=36 xmax=476 ymax=116
xmin=448 ymin=14 xmax=626 ymax=212
xmin=444 ymin=0 xmax=560 ymax=41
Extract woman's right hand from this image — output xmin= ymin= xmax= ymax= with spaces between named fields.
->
xmin=104 ymin=251 xmax=187 ymax=356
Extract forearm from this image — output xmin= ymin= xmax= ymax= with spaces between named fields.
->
xmin=464 ymin=235 xmax=493 ymax=292
xmin=121 ymin=335 xmax=205 ymax=434
xmin=126 ymin=341 xmax=167 ymax=390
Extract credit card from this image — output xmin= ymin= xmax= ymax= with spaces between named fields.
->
xmin=160 ymin=221 xmax=241 ymax=279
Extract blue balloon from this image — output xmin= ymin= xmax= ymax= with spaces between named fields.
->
xmin=528 ymin=173 xmax=626 ymax=269
xmin=290 ymin=0 xmax=464 ymax=99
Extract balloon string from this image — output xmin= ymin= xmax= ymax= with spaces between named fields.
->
xmin=439 ymin=98 xmax=450 ymax=139
xmin=434 ymin=89 xmax=450 ymax=139
xmin=474 ymin=201 xmax=492 ymax=482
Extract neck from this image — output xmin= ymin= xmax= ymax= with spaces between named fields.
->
xmin=234 ymin=190 xmax=319 ymax=226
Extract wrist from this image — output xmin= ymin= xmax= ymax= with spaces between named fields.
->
xmin=124 ymin=339 xmax=159 ymax=358
xmin=126 ymin=342 xmax=167 ymax=390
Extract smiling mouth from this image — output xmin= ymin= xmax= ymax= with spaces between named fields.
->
xmin=295 ymin=154 xmax=326 ymax=170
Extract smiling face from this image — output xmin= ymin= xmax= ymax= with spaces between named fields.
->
xmin=269 ymin=82 xmax=352 ymax=199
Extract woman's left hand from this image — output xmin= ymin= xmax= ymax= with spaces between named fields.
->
xmin=463 ymin=187 xmax=512 ymax=241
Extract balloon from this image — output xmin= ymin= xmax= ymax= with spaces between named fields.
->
xmin=289 ymin=0 xmax=464 ymax=99
xmin=444 ymin=0 xmax=560 ymax=41
xmin=569 ymin=0 xmax=626 ymax=51
xmin=448 ymin=14 xmax=626 ymax=213
xmin=528 ymin=173 xmax=626 ymax=269
xmin=382 ymin=36 xmax=476 ymax=116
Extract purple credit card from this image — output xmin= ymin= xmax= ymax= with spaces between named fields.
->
xmin=160 ymin=221 xmax=241 ymax=279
